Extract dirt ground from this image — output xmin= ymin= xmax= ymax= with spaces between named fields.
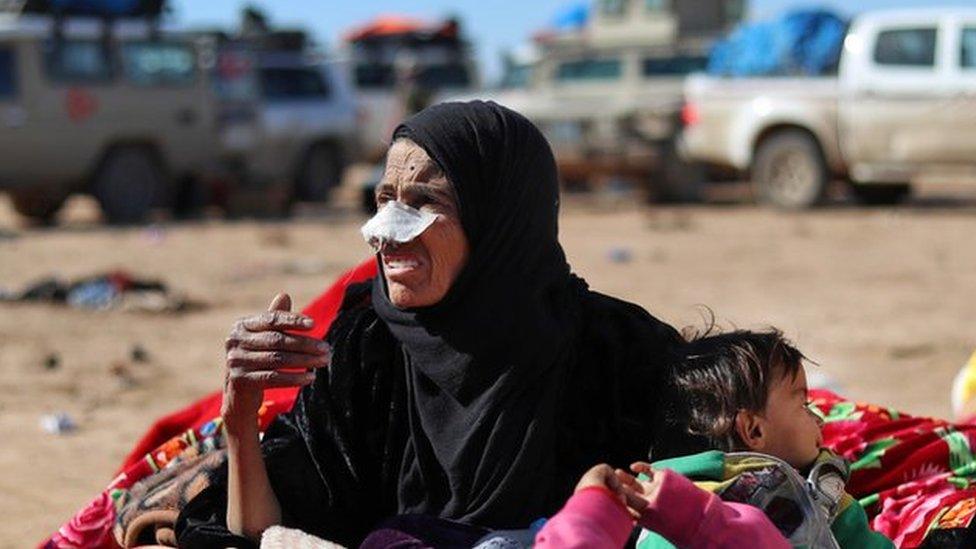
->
xmin=1 ymin=184 xmax=975 ymax=546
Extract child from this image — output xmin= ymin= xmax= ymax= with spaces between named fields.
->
xmin=536 ymin=329 xmax=893 ymax=548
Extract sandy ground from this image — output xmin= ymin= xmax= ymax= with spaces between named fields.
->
xmin=1 ymin=184 xmax=975 ymax=546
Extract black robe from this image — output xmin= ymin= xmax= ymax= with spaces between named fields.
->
xmin=176 ymin=101 xmax=682 ymax=548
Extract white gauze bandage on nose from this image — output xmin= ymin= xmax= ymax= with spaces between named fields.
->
xmin=360 ymin=201 xmax=438 ymax=251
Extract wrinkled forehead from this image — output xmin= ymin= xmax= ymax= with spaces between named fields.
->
xmin=383 ymin=139 xmax=447 ymax=187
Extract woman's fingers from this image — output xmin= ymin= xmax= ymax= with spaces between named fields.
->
xmin=226 ymin=349 xmax=330 ymax=371
xmin=268 ymin=292 xmax=291 ymax=313
xmin=236 ymin=331 xmax=331 ymax=356
xmin=239 ymin=311 xmax=315 ymax=332
xmin=227 ymin=369 xmax=316 ymax=390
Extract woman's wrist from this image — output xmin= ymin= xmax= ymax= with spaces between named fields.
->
xmin=223 ymin=412 xmax=260 ymax=440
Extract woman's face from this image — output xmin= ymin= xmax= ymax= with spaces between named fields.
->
xmin=375 ymin=140 xmax=469 ymax=308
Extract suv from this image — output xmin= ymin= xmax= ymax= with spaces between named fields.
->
xmin=210 ymin=34 xmax=358 ymax=213
xmin=0 ymin=13 xmax=217 ymax=223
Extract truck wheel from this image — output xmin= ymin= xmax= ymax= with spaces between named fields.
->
xmin=8 ymin=187 xmax=69 ymax=225
xmin=295 ymin=143 xmax=342 ymax=203
xmin=92 ymin=147 xmax=166 ymax=225
xmin=657 ymin=142 xmax=705 ymax=203
xmin=753 ymin=131 xmax=828 ymax=209
xmin=851 ymin=183 xmax=912 ymax=206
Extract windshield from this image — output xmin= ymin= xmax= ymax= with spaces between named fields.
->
xmin=353 ymin=62 xmax=470 ymax=90
xmin=642 ymin=55 xmax=709 ymax=77
xmin=259 ymin=67 xmax=330 ymax=100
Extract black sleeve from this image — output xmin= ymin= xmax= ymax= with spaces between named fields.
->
xmin=559 ymin=291 xmax=682 ymax=479
xmin=177 ymin=284 xmax=408 ymax=548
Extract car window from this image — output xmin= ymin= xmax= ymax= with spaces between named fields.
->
xmin=961 ymin=27 xmax=976 ymax=69
xmin=555 ymin=58 xmax=622 ymax=82
xmin=121 ymin=42 xmax=195 ymax=86
xmin=0 ymin=47 xmax=16 ymax=98
xmin=645 ymin=0 xmax=668 ymax=11
xmin=600 ymin=0 xmax=626 ymax=16
xmin=44 ymin=40 xmax=113 ymax=82
xmin=642 ymin=55 xmax=708 ymax=76
xmin=501 ymin=63 xmax=533 ymax=89
xmin=418 ymin=63 xmax=471 ymax=89
xmin=259 ymin=67 xmax=330 ymax=100
xmin=354 ymin=64 xmax=395 ymax=90
xmin=874 ymin=27 xmax=937 ymax=67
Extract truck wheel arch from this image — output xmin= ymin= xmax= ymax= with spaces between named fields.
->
xmin=89 ymin=140 xmax=169 ymax=184
xmin=88 ymin=141 xmax=171 ymax=224
xmin=751 ymin=125 xmax=827 ymax=172
xmin=751 ymin=127 xmax=830 ymax=209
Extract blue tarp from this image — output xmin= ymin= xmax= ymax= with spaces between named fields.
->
xmin=708 ymin=9 xmax=848 ymax=77
xmin=551 ymin=2 xmax=589 ymax=31
xmin=47 ymin=0 xmax=153 ymax=16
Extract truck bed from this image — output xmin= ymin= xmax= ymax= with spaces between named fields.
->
xmin=682 ymin=74 xmax=840 ymax=171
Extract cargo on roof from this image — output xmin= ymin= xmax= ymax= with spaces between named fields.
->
xmin=343 ymin=15 xmax=459 ymax=43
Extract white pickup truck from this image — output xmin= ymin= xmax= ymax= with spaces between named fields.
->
xmin=680 ymin=8 xmax=976 ymax=208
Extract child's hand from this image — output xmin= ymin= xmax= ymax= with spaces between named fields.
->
xmin=574 ymin=464 xmax=638 ymax=516
xmin=574 ymin=464 xmax=625 ymax=495
xmin=609 ymin=462 xmax=666 ymax=519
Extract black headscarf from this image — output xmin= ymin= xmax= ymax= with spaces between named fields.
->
xmin=176 ymin=101 xmax=682 ymax=548
xmin=373 ymin=101 xmax=585 ymax=524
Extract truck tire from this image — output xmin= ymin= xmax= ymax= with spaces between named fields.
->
xmin=657 ymin=142 xmax=705 ymax=203
xmin=851 ymin=183 xmax=912 ymax=206
xmin=8 ymin=187 xmax=68 ymax=224
xmin=295 ymin=143 xmax=342 ymax=203
xmin=752 ymin=130 xmax=828 ymax=209
xmin=92 ymin=147 xmax=166 ymax=225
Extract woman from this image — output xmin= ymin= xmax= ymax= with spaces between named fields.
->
xmin=176 ymin=101 xmax=681 ymax=547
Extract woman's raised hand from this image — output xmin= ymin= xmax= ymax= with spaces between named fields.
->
xmin=221 ymin=293 xmax=331 ymax=433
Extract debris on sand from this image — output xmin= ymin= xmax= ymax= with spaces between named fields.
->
xmin=130 ymin=344 xmax=150 ymax=363
xmin=606 ymin=247 xmax=633 ymax=264
xmin=40 ymin=412 xmax=77 ymax=435
xmin=1 ymin=271 xmax=204 ymax=313
xmin=43 ymin=353 xmax=61 ymax=371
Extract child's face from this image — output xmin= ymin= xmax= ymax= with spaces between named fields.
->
xmin=759 ymin=366 xmax=823 ymax=469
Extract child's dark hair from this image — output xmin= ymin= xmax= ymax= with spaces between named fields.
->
xmin=652 ymin=328 xmax=808 ymax=460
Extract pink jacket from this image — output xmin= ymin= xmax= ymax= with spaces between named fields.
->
xmin=534 ymin=469 xmax=790 ymax=549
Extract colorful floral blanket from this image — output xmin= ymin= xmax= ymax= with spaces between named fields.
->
xmin=812 ymin=389 xmax=976 ymax=547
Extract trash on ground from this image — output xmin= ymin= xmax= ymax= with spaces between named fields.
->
xmin=43 ymin=353 xmax=61 ymax=371
xmin=142 ymin=224 xmax=166 ymax=245
xmin=0 ymin=270 xmax=203 ymax=313
xmin=606 ymin=247 xmax=633 ymax=264
xmin=130 ymin=344 xmax=149 ymax=363
xmin=110 ymin=361 xmax=139 ymax=388
xmin=40 ymin=412 xmax=77 ymax=435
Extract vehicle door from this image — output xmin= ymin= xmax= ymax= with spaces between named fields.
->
xmin=841 ymin=19 xmax=957 ymax=170
xmin=938 ymin=19 xmax=976 ymax=164
xmin=116 ymin=40 xmax=215 ymax=172
xmin=255 ymin=64 xmax=339 ymax=179
xmin=28 ymin=37 xmax=117 ymax=182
